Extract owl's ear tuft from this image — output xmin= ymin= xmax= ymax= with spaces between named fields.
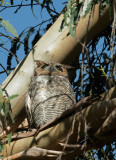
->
xmin=63 ymin=64 xmax=74 ymax=70
xmin=35 ymin=60 xmax=45 ymax=67
xmin=35 ymin=60 xmax=42 ymax=66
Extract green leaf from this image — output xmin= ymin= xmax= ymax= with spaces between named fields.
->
xmin=8 ymin=94 xmax=18 ymax=100
xmin=7 ymin=133 xmax=12 ymax=146
xmin=0 ymin=88 xmax=3 ymax=96
xmin=3 ymin=2 xmax=9 ymax=5
xmin=89 ymin=89 xmax=92 ymax=96
xmin=31 ymin=0 xmax=37 ymax=18
xmin=0 ymin=0 xmax=9 ymax=5
xmin=0 ymin=38 xmax=6 ymax=46
xmin=0 ymin=102 xmax=3 ymax=111
xmin=85 ymin=152 xmax=89 ymax=157
xmin=0 ymin=156 xmax=3 ymax=159
xmin=1 ymin=20 xmax=18 ymax=37
xmin=0 ymin=0 xmax=5 ymax=5
xmin=7 ymin=70 xmax=10 ymax=76
xmin=0 ymin=141 xmax=4 ymax=153
xmin=8 ymin=110 xmax=15 ymax=123
xmin=3 ymin=102 xmax=9 ymax=116
xmin=0 ymin=88 xmax=4 ymax=110
xmin=84 ymin=1 xmax=93 ymax=18
xmin=69 ymin=25 xmax=75 ymax=37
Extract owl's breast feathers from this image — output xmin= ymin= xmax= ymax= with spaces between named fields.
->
xmin=25 ymin=72 xmax=76 ymax=128
xmin=30 ymin=75 xmax=75 ymax=103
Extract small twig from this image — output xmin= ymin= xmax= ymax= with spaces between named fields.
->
xmin=0 ymin=67 xmax=15 ymax=74
xmin=0 ymin=64 xmax=8 ymax=76
xmin=77 ymin=115 xmax=81 ymax=142
xmin=26 ymin=17 xmax=53 ymax=33
xmin=0 ymin=2 xmax=59 ymax=15
xmin=59 ymin=143 xmax=82 ymax=149
xmin=0 ymin=3 xmax=40 ymax=12
xmin=34 ymin=0 xmax=59 ymax=15
xmin=58 ymin=141 xmax=95 ymax=153
xmin=0 ymin=32 xmax=31 ymax=51
xmin=74 ymin=3 xmax=94 ymax=84
xmin=1 ymin=129 xmax=36 ymax=144
xmin=0 ymin=45 xmax=20 ymax=63
xmin=56 ymin=112 xmax=77 ymax=160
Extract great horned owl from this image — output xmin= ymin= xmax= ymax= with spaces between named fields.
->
xmin=25 ymin=60 xmax=76 ymax=128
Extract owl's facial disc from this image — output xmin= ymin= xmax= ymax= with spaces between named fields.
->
xmin=41 ymin=64 xmax=63 ymax=73
xmin=35 ymin=60 xmax=68 ymax=77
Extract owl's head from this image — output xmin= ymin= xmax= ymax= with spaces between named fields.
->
xmin=34 ymin=60 xmax=73 ymax=77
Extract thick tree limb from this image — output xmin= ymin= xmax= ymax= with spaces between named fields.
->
xmin=0 ymin=95 xmax=101 ymax=143
xmin=1 ymin=87 xmax=116 ymax=159
xmin=94 ymin=108 xmax=116 ymax=142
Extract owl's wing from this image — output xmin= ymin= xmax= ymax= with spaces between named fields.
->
xmin=25 ymin=94 xmax=33 ymax=127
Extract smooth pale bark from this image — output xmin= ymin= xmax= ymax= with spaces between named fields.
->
xmin=1 ymin=86 xmax=116 ymax=159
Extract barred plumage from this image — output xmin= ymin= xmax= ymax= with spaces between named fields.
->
xmin=25 ymin=60 xmax=76 ymax=128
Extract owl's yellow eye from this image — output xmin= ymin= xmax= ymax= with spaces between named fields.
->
xmin=56 ymin=65 xmax=63 ymax=72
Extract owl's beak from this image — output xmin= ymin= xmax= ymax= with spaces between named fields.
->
xmin=49 ymin=66 xmax=55 ymax=72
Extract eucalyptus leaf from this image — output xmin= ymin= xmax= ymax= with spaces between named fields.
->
xmin=31 ymin=0 xmax=37 ymax=18
xmin=60 ymin=0 xmax=112 ymax=37
xmin=8 ymin=110 xmax=15 ymax=123
xmin=0 ymin=102 xmax=3 ymax=111
xmin=3 ymin=2 xmax=9 ymax=5
xmin=0 ymin=141 xmax=4 ymax=153
xmin=89 ymin=89 xmax=92 ymax=96
xmin=1 ymin=20 xmax=18 ymax=37
xmin=3 ymin=102 xmax=9 ymax=116
xmin=0 ymin=0 xmax=5 ymax=5
xmin=0 ymin=39 xmax=6 ymax=46
xmin=84 ymin=1 xmax=93 ymax=18
xmin=7 ymin=133 xmax=12 ymax=146
xmin=69 ymin=25 xmax=75 ymax=37
xmin=8 ymin=94 xmax=18 ymax=100
xmin=0 ymin=88 xmax=3 ymax=96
